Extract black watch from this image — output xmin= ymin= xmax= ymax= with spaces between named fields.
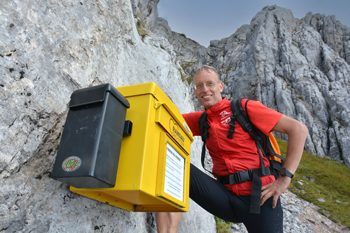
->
xmin=280 ymin=168 xmax=294 ymax=179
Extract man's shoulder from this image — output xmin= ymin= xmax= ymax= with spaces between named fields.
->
xmin=182 ymin=111 xmax=204 ymax=135
xmin=182 ymin=110 xmax=205 ymax=119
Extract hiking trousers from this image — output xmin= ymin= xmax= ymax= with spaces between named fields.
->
xmin=189 ymin=164 xmax=283 ymax=233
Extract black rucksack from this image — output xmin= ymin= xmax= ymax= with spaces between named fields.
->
xmin=198 ymin=98 xmax=284 ymax=214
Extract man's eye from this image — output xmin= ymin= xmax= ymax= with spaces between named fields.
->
xmin=207 ymin=82 xmax=214 ymax=87
xmin=196 ymin=84 xmax=203 ymax=89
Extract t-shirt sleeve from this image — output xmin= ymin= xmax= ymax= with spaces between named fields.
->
xmin=182 ymin=111 xmax=204 ymax=136
xmin=242 ymin=99 xmax=283 ymax=135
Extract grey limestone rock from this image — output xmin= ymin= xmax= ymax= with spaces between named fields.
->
xmin=303 ymin=11 xmax=350 ymax=65
xmin=0 ymin=0 xmax=215 ymax=232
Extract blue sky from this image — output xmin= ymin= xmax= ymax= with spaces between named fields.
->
xmin=158 ymin=0 xmax=350 ymax=47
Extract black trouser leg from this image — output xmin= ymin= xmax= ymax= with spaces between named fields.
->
xmin=189 ymin=164 xmax=283 ymax=233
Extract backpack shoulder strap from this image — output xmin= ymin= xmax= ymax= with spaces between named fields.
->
xmin=231 ymin=99 xmax=257 ymax=140
xmin=198 ymin=111 xmax=214 ymax=175
xmin=198 ymin=111 xmax=209 ymax=142
xmin=231 ymin=99 xmax=266 ymax=174
xmin=231 ymin=99 xmax=267 ymax=214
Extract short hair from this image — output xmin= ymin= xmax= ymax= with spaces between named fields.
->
xmin=194 ymin=65 xmax=220 ymax=81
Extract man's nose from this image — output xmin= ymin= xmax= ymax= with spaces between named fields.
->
xmin=202 ymin=84 xmax=209 ymax=91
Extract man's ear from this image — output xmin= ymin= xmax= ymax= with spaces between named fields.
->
xmin=219 ymin=81 xmax=224 ymax=92
xmin=193 ymin=86 xmax=199 ymax=99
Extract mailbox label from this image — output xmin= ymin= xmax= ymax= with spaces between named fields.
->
xmin=164 ymin=143 xmax=184 ymax=202
xmin=169 ymin=118 xmax=185 ymax=146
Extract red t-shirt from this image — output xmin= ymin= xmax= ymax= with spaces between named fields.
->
xmin=183 ymin=98 xmax=282 ymax=195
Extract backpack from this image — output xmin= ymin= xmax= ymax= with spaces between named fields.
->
xmin=198 ymin=98 xmax=284 ymax=214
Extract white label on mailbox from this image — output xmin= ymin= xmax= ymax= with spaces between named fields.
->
xmin=164 ymin=143 xmax=184 ymax=202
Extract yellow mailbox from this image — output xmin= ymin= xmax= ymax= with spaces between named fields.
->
xmin=70 ymin=82 xmax=193 ymax=212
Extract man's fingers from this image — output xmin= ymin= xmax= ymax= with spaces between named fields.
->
xmin=260 ymin=182 xmax=281 ymax=207
xmin=261 ymin=177 xmax=290 ymax=208
xmin=261 ymin=185 xmax=267 ymax=192
xmin=272 ymin=195 xmax=279 ymax=209
xmin=260 ymin=188 xmax=271 ymax=206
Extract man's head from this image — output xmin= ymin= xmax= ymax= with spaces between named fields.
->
xmin=193 ymin=65 xmax=223 ymax=109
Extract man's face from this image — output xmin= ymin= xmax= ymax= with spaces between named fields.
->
xmin=193 ymin=69 xmax=223 ymax=109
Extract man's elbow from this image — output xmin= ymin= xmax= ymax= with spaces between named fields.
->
xmin=295 ymin=121 xmax=308 ymax=140
xmin=273 ymin=115 xmax=309 ymax=138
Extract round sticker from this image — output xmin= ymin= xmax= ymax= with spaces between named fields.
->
xmin=62 ymin=156 xmax=82 ymax=172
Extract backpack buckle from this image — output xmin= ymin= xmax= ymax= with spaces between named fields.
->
xmin=228 ymin=174 xmax=235 ymax=185
xmin=244 ymin=123 xmax=252 ymax=132
xmin=227 ymin=116 xmax=236 ymax=139
xmin=239 ymin=169 xmax=252 ymax=183
xmin=221 ymin=169 xmax=254 ymax=185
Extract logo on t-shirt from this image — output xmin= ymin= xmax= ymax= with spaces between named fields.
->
xmin=220 ymin=111 xmax=232 ymax=125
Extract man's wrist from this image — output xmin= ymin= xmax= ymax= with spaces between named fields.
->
xmin=280 ymin=167 xmax=294 ymax=179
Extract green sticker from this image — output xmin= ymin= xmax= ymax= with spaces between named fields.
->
xmin=62 ymin=156 xmax=82 ymax=172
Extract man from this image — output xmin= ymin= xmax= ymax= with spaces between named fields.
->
xmin=156 ymin=65 xmax=308 ymax=233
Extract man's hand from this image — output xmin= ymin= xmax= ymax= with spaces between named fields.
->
xmin=260 ymin=176 xmax=291 ymax=208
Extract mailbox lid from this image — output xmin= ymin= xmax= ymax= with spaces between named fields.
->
xmin=117 ymin=82 xmax=194 ymax=145
xmin=69 ymin=83 xmax=130 ymax=108
xmin=116 ymin=82 xmax=162 ymax=100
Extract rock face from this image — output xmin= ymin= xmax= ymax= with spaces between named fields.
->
xmin=0 ymin=0 xmax=215 ymax=232
xmin=160 ymin=5 xmax=350 ymax=168
xmin=1 ymin=1 xmax=349 ymax=232
xmin=303 ymin=12 xmax=350 ymax=65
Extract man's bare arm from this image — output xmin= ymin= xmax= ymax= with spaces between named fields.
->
xmin=260 ymin=114 xmax=308 ymax=208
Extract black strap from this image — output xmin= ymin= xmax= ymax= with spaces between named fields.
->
xmin=256 ymin=141 xmax=267 ymax=176
xmin=198 ymin=111 xmax=209 ymax=142
xmin=200 ymin=142 xmax=207 ymax=173
xmin=198 ymin=111 xmax=214 ymax=175
xmin=216 ymin=167 xmax=271 ymax=185
xmin=250 ymin=172 xmax=263 ymax=214
xmin=266 ymin=139 xmax=285 ymax=162
xmin=232 ymin=100 xmax=254 ymax=136
xmin=227 ymin=115 xmax=236 ymax=139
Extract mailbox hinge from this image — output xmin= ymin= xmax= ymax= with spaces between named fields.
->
xmin=154 ymin=101 xmax=164 ymax=109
